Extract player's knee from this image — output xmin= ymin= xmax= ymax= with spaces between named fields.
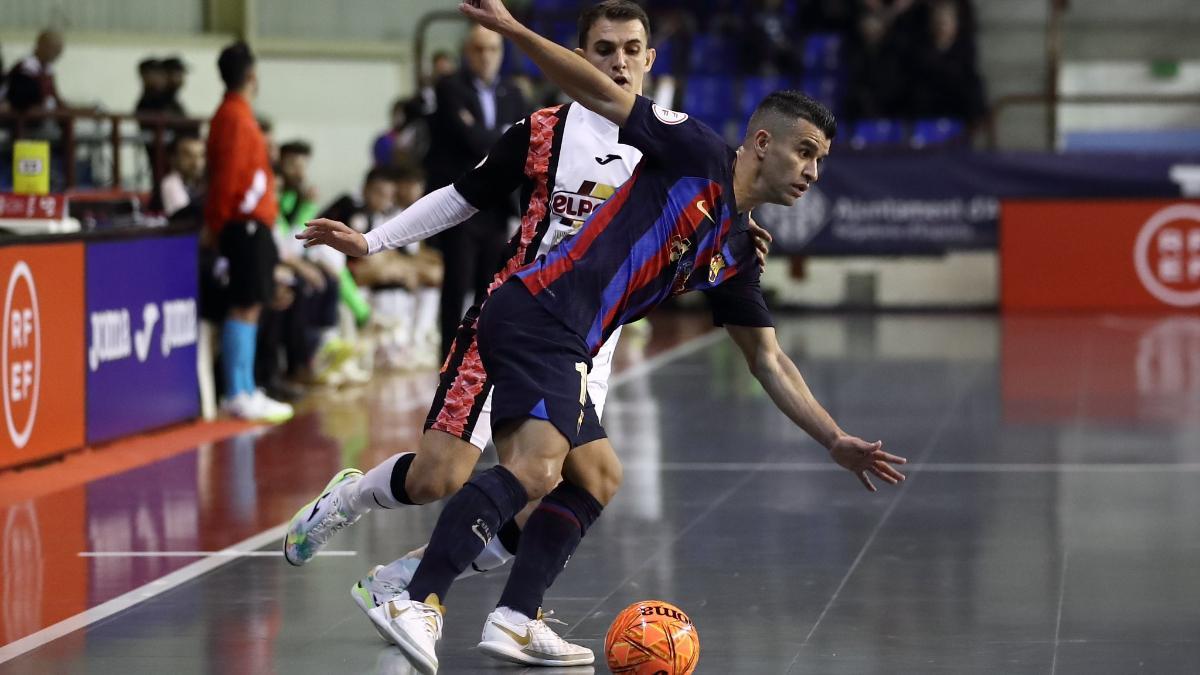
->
xmin=404 ymin=458 xmax=473 ymax=504
xmin=507 ymin=462 xmax=560 ymax=501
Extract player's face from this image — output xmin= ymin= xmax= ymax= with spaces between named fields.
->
xmin=363 ymin=178 xmax=396 ymax=214
xmin=279 ymin=153 xmax=308 ymax=187
xmin=759 ymin=119 xmax=830 ymax=206
xmin=464 ymin=27 xmax=504 ymax=84
xmin=576 ymin=19 xmax=655 ymax=95
xmin=174 ymin=139 xmax=205 ymax=182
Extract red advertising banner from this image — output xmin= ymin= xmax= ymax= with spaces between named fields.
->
xmin=0 ymin=194 xmax=67 ymax=220
xmin=0 ymin=243 xmax=86 ymax=469
xmin=1001 ymin=200 xmax=1200 ymax=311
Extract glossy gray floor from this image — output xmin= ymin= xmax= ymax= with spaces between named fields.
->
xmin=5 ymin=314 xmax=1200 ymax=674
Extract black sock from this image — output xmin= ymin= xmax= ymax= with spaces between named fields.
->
xmin=497 ymin=481 xmax=603 ymax=618
xmin=388 ymin=452 xmax=418 ymax=505
xmin=406 ymin=465 xmax=528 ymax=603
xmin=498 ymin=518 xmax=522 ymax=555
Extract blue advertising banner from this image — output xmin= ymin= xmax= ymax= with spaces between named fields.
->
xmin=755 ymin=151 xmax=1200 ymax=255
xmin=86 ymin=233 xmax=199 ymax=444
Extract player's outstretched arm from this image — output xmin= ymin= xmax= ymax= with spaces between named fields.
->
xmin=296 ymin=185 xmax=479 ymax=257
xmin=459 ymin=0 xmax=635 ymax=126
xmin=725 ymin=325 xmax=908 ymax=492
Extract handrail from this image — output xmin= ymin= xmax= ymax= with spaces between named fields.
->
xmin=0 ymin=109 xmax=207 ymax=192
xmin=985 ymin=93 xmax=1200 ymax=150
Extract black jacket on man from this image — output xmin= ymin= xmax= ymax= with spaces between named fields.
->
xmin=424 ymin=68 xmax=529 ymax=358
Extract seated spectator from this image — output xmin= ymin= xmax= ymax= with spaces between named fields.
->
xmin=265 ymin=140 xmax=367 ymax=390
xmin=372 ymin=97 xmax=429 ymax=168
xmin=153 ymin=135 xmax=206 ymax=222
xmin=323 ymin=167 xmax=442 ymax=369
xmin=843 ymin=9 xmax=909 ymax=119
xmin=739 ymin=0 xmax=801 ymax=75
xmin=906 ymin=0 xmax=986 ymax=123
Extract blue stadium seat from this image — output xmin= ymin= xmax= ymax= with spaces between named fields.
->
xmin=803 ymin=33 xmax=843 ymax=73
xmin=800 ymin=73 xmax=842 ymax=115
xmin=909 ymin=118 xmax=967 ymax=148
xmin=683 ymin=75 xmax=737 ymax=135
xmin=849 ymin=119 xmax=907 ymax=149
xmin=740 ymin=75 xmax=795 ymax=118
xmin=531 ymin=0 xmax=581 ymax=12
xmin=689 ymin=33 xmax=738 ymax=76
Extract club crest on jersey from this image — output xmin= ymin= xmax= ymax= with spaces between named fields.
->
xmin=709 ymin=253 xmax=727 ymax=282
xmin=670 ymin=234 xmax=692 ymax=263
xmin=652 ymin=104 xmax=689 ymax=125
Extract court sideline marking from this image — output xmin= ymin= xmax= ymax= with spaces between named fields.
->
xmin=0 ymin=328 xmax=725 ymax=664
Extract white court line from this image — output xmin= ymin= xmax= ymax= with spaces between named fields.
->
xmin=0 ymin=523 xmax=286 ymax=664
xmin=77 ymin=550 xmax=357 ymax=558
xmin=0 ymin=329 xmax=724 ymax=663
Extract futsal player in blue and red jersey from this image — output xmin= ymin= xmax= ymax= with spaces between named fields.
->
xmin=353 ymin=1 xmax=907 ymax=671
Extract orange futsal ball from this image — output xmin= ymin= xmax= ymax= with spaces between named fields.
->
xmin=605 ymin=600 xmax=700 ymax=675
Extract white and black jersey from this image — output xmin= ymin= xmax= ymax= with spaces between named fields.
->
xmin=454 ymin=102 xmax=643 ymax=275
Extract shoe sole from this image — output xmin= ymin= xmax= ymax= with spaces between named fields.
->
xmin=477 ymin=641 xmax=594 ymax=667
xmin=282 ymin=468 xmax=363 ymax=566
xmin=378 ymin=619 xmax=438 ymax=675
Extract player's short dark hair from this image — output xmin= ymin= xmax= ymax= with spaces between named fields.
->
xmin=279 ymin=140 xmax=312 ymax=158
xmin=391 ymin=162 xmax=426 ymax=185
xmin=364 ymin=167 xmax=394 ymax=187
xmin=578 ymin=1 xmax=651 ymax=49
xmin=138 ymin=58 xmax=163 ymax=75
xmin=168 ymin=133 xmax=202 ymax=156
xmin=747 ymin=90 xmax=837 ymax=142
xmin=217 ymin=41 xmax=255 ymax=91
xmin=162 ymin=56 xmax=187 ymax=72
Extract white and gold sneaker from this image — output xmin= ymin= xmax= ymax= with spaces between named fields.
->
xmin=477 ymin=608 xmax=594 ymax=667
xmin=367 ymin=592 xmax=444 ymax=675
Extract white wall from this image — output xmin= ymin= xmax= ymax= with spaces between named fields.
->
xmin=761 ymin=252 xmax=999 ymax=309
xmin=2 ymin=33 xmax=413 ymax=200
xmin=1060 ymin=61 xmax=1200 ymax=132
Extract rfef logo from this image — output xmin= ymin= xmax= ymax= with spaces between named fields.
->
xmin=1134 ymin=204 xmax=1200 ymax=307
xmin=2 ymin=262 xmax=40 ymax=449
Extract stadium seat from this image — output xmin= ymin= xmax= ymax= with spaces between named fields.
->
xmin=909 ymin=118 xmax=967 ymax=148
xmin=800 ymin=73 xmax=842 ymax=115
xmin=689 ymin=33 xmax=738 ymax=76
xmin=803 ymin=33 xmax=843 ymax=73
xmin=740 ymin=75 xmax=795 ymax=118
xmin=682 ymin=75 xmax=737 ymax=137
xmin=849 ymin=118 xmax=907 ymax=149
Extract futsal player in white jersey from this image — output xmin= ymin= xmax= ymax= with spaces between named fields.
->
xmin=284 ymin=2 xmax=765 ymax=666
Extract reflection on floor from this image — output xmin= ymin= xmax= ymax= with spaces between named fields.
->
xmin=2 ymin=312 xmax=1199 ymax=674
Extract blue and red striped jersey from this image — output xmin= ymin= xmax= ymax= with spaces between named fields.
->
xmin=515 ymin=95 xmax=773 ymax=355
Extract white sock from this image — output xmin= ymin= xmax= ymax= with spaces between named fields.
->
xmin=469 ymin=535 xmax=515 ymax=575
xmin=495 ymin=606 xmax=532 ymax=625
xmin=345 ymin=452 xmax=412 ymax=514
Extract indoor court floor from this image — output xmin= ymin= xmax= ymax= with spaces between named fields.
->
xmin=2 ymin=312 xmax=1198 ymax=674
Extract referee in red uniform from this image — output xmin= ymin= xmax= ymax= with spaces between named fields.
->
xmin=205 ymin=41 xmax=292 ymax=422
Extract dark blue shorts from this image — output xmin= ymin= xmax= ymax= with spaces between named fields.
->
xmin=476 ymin=280 xmax=606 ymax=448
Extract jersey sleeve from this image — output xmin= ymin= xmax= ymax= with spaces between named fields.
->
xmin=618 ymin=95 xmax=726 ymax=169
xmin=453 ymin=116 xmax=532 ymax=209
xmin=703 ymin=263 xmax=774 ymax=328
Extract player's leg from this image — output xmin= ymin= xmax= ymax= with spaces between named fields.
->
xmin=477 ymin=408 xmax=616 ymax=667
xmin=374 ymin=417 xmax=568 ymax=672
xmin=372 ymin=279 xmax=587 ymax=671
xmin=283 ymin=313 xmax=491 ymax=566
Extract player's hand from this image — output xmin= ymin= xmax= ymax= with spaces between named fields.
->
xmin=828 ymin=436 xmax=907 ymax=492
xmin=748 ymin=214 xmax=772 ymax=270
xmin=458 ymin=0 xmax=518 ymax=34
xmin=296 ymin=218 xmax=369 ymax=257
